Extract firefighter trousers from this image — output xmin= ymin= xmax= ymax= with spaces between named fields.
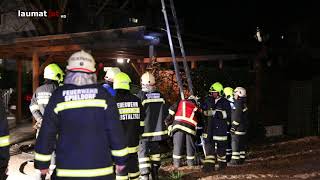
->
xmin=138 ymin=139 xmax=161 ymax=176
xmin=116 ymin=153 xmax=140 ymax=180
xmin=172 ymin=131 xmax=196 ymax=167
xmin=231 ymin=134 xmax=247 ymax=163
xmin=226 ymin=132 xmax=232 ymax=162
xmin=203 ymin=137 xmax=228 ymax=168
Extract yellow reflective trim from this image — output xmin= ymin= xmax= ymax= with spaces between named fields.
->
xmin=29 ymin=104 xmax=40 ymax=112
xmin=54 ymin=99 xmax=107 ymax=114
xmin=128 ymin=146 xmax=139 ymax=154
xmin=138 ymin=157 xmax=150 ymax=163
xmin=232 ymin=121 xmax=240 ymax=126
xmin=111 ymin=147 xmax=128 ymax=157
xmin=142 ymin=130 xmax=168 ymax=137
xmin=139 ymin=163 xmax=151 ymax=169
xmin=57 ymin=166 xmax=113 ymax=177
xmin=205 ymin=155 xmax=215 ymax=159
xmin=234 ymin=131 xmax=246 ymax=135
xmin=172 ymin=124 xmax=196 ymax=135
xmin=240 ymin=155 xmax=246 ymax=158
xmin=202 ymin=133 xmax=208 ymax=138
xmin=129 ymin=171 xmax=140 ymax=178
xmin=118 ymin=108 xmax=140 ymax=114
xmin=140 ymin=121 xmax=145 ymax=126
xmin=150 ymin=154 xmax=160 ymax=158
xmin=34 ymin=152 xmax=52 ymax=162
xmin=240 ymin=151 xmax=246 ymax=154
xmin=187 ymin=156 xmax=195 ymax=160
xmin=169 ymin=109 xmax=175 ymax=115
xmin=232 ymin=152 xmax=240 ymax=155
xmin=174 ymin=116 xmax=198 ymax=126
xmin=213 ymin=136 xmax=228 ymax=141
xmin=0 ymin=135 xmax=10 ymax=147
xmin=203 ymin=160 xmax=215 ymax=163
xmin=116 ymin=175 xmax=129 ymax=180
xmin=142 ymin=98 xmax=165 ymax=106
xmin=231 ymin=156 xmax=240 ymax=160
xmin=150 ymin=157 xmax=160 ymax=161
xmin=173 ymin=154 xmax=182 ymax=159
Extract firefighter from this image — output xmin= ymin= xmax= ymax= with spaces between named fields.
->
xmin=29 ymin=63 xmax=64 ymax=137
xmin=34 ymin=50 xmax=128 ymax=180
xmin=137 ymin=72 xmax=168 ymax=180
xmin=102 ymin=67 xmax=121 ymax=96
xmin=202 ymin=82 xmax=231 ymax=172
xmin=0 ymin=96 xmax=9 ymax=180
xmin=113 ymin=72 xmax=145 ymax=180
xmin=165 ymin=95 xmax=201 ymax=168
xmin=223 ymin=87 xmax=234 ymax=162
xmin=229 ymin=87 xmax=249 ymax=165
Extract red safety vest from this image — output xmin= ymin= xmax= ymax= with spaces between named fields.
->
xmin=174 ymin=100 xmax=198 ymax=127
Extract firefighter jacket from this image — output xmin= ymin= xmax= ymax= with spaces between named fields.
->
xmin=231 ymin=97 xmax=248 ymax=135
xmin=115 ymin=89 xmax=145 ymax=154
xmin=29 ymin=82 xmax=58 ymax=124
xmin=137 ymin=90 xmax=168 ymax=141
xmin=202 ymin=97 xmax=231 ymax=141
xmin=34 ymin=84 xmax=128 ymax=179
xmin=166 ymin=100 xmax=201 ymax=136
xmin=0 ymin=99 xmax=9 ymax=169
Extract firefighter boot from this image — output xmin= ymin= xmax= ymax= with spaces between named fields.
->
xmin=217 ymin=162 xmax=227 ymax=171
xmin=151 ymin=165 xmax=159 ymax=180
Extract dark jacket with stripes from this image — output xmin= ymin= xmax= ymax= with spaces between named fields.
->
xmin=34 ymin=84 xmax=128 ymax=179
xmin=29 ymin=82 xmax=58 ymax=123
xmin=202 ymin=97 xmax=231 ymax=140
xmin=137 ymin=90 xmax=168 ymax=141
xmin=231 ymin=97 xmax=248 ymax=135
xmin=0 ymin=98 xmax=9 ymax=169
xmin=115 ymin=89 xmax=145 ymax=154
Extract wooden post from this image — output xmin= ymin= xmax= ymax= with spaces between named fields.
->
xmin=191 ymin=61 xmax=197 ymax=69
xmin=16 ymin=60 xmax=22 ymax=123
xmin=32 ymin=51 xmax=40 ymax=93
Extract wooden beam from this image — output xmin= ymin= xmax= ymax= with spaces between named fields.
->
xmin=143 ymin=54 xmax=253 ymax=63
xmin=16 ymin=60 xmax=22 ymax=123
xmin=130 ymin=62 xmax=142 ymax=77
xmin=32 ymin=51 xmax=40 ymax=93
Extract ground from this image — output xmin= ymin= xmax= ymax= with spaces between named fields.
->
xmin=6 ymin=124 xmax=320 ymax=180
xmin=159 ymin=136 xmax=320 ymax=180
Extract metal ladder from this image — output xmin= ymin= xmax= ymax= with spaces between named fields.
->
xmin=160 ymin=0 xmax=194 ymax=100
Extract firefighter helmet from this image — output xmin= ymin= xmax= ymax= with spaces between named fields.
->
xmin=44 ymin=63 xmax=64 ymax=83
xmin=223 ymin=87 xmax=234 ymax=98
xmin=141 ymin=72 xmax=155 ymax=92
xmin=234 ymin=87 xmax=246 ymax=97
xmin=104 ymin=67 xmax=121 ymax=82
xmin=113 ymin=72 xmax=131 ymax=90
xmin=209 ymin=82 xmax=223 ymax=95
xmin=66 ymin=50 xmax=96 ymax=73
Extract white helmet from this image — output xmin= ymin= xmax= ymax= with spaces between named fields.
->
xmin=234 ymin=87 xmax=247 ymax=97
xmin=141 ymin=72 xmax=155 ymax=92
xmin=66 ymin=50 xmax=96 ymax=73
xmin=104 ymin=67 xmax=121 ymax=82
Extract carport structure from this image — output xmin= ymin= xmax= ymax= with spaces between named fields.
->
xmin=0 ymin=26 xmax=259 ymax=123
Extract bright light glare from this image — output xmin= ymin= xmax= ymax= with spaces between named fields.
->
xmin=117 ymin=58 xmax=124 ymax=63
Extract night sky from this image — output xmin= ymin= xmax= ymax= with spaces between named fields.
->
xmin=175 ymin=1 xmax=318 ymax=39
